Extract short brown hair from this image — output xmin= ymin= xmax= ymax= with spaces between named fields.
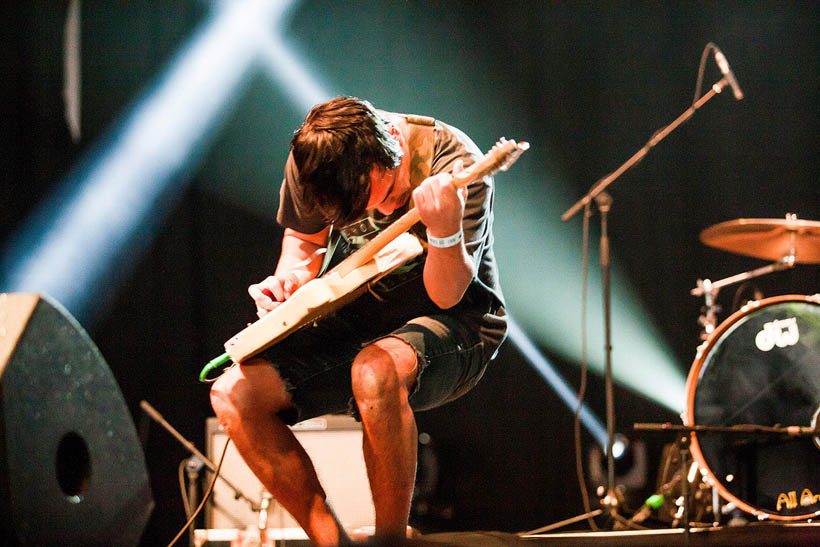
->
xmin=290 ymin=97 xmax=403 ymax=225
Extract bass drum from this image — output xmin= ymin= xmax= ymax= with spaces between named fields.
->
xmin=684 ymin=294 xmax=820 ymax=520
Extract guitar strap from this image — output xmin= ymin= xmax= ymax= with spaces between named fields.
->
xmin=320 ymin=114 xmax=436 ymax=275
xmin=404 ymin=113 xmax=436 ymax=200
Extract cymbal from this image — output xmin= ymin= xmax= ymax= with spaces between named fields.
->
xmin=700 ymin=216 xmax=820 ymax=264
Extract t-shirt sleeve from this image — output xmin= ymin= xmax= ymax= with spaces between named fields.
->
xmin=431 ymin=122 xmax=494 ymax=273
xmin=276 ymin=152 xmax=328 ymax=235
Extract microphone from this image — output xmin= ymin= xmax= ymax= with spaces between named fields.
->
xmin=714 ymin=48 xmax=744 ymax=100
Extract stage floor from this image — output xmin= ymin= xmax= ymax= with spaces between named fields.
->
xmin=194 ymin=523 xmax=820 ymax=546
xmin=416 ymin=522 xmax=820 ymax=546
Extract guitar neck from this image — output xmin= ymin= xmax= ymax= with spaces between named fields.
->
xmin=330 ymin=156 xmax=493 ymax=278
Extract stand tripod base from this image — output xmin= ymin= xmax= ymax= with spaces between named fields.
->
xmin=523 ymin=509 xmax=603 ymax=535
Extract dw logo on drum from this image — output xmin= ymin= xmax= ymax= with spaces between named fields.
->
xmin=755 ymin=317 xmax=799 ymax=352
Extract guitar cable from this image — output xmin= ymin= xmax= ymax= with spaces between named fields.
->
xmin=200 ymin=353 xmax=231 ymax=382
xmin=574 ymin=201 xmax=599 ymax=531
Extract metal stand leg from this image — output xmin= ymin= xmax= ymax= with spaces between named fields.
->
xmin=678 ymin=434 xmax=691 ymax=547
xmin=185 ymin=456 xmax=205 ymax=547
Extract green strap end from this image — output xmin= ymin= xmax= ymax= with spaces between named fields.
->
xmin=200 ymin=353 xmax=232 ymax=383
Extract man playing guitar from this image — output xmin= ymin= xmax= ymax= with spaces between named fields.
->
xmin=210 ymin=97 xmax=508 ymax=545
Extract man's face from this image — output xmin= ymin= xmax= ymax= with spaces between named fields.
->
xmin=366 ymin=165 xmax=403 ymax=215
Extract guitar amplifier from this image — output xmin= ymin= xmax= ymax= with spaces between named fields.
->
xmin=204 ymin=415 xmax=375 ymax=531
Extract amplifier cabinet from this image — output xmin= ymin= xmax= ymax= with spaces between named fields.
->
xmin=205 ymin=415 xmax=375 ymax=531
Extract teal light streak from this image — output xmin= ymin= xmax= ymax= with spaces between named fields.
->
xmin=0 ymin=0 xmax=296 ymax=323
xmin=494 ymin=164 xmax=686 ymax=412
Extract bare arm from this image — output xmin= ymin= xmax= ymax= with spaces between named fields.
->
xmin=423 ymin=237 xmax=473 ymax=309
xmin=274 ymin=227 xmax=329 ymax=278
xmin=413 ymin=162 xmax=474 ymax=309
xmin=249 ymin=226 xmax=330 ymax=317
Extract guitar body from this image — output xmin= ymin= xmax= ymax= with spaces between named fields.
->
xmin=224 ymin=233 xmax=424 ymax=362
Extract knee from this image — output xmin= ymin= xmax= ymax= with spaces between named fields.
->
xmin=210 ymin=360 xmax=290 ymax=420
xmin=209 ymin=368 xmax=241 ymax=419
xmin=351 ymin=346 xmax=404 ymax=402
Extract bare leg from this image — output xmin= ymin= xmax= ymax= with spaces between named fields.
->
xmin=351 ymin=337 xmax=419 ymax=543
xmin=210 ymin=359 xmax=349 ymax=547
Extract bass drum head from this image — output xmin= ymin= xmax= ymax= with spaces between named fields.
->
xmin=684 ymin=294 xmax=820 ymax=520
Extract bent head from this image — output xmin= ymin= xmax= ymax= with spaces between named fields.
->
xmin=291 ymin=97 xmax=403 ymax=225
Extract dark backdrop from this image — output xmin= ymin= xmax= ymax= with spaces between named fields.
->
xmin=1 ymin=2 xmax=818 ymax=544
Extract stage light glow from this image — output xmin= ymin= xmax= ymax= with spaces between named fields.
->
xmin=0 ymin=0 xmax=297 ymax=323
xmin=508 ymin=318 xmax=609 ymax=452
xmin=612 ymin=437 xmax=627 ymax=460
xmin=494 ymin=168 xmax=687 ymax=413
xmin=256 ymin=30 xmax=331 ymax=112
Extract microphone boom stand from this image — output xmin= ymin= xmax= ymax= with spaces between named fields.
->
xmin=562 ymin=78 xmax=730 ymax=222
xmin=140 ymin=401 xmax=261 ymax=513
xmin=561 ymin=76 xmax=732 ymax=522
xmin=595 ymin=191 xmax=618 ymax=514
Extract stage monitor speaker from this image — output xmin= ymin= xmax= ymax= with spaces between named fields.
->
xmin=0 ymin=293 xmax=153 ymax=546
xmin=205 ymin=415 xmax=375 ymax=533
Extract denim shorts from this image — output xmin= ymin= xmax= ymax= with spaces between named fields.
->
xmin=256 ymin=293 xmax=498 ymax=425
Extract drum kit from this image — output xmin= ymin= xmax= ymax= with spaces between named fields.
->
xmin=645 ymin=213 xmax=820 ymax=525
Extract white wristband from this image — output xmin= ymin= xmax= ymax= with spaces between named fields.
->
xmin=426 ymin=229 xmax=463 ymax=248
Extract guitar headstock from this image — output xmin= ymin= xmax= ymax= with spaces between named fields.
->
xmin=489 ymin=137 xmax=530 ymax=173
xmin=451 ymin=137 xmax=529 ymax=189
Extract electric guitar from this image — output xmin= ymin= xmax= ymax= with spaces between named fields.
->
xmin=201 ymin=138 xmax=529 ymax=380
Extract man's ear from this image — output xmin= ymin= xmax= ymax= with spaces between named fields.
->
xmin=388 ymin=123 xmax=404 ymax=145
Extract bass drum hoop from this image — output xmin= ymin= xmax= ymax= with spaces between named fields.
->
xmin=683 ymin=293 xmax=820 ymax=521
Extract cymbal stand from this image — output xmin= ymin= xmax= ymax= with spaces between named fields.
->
xmin=678 ymin=434 xmax=692 ymax=547
xmin=691 ymin=253 xmax=795 ymax=339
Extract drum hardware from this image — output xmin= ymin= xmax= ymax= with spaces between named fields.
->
xmin=692 ymin=214 xmax=819 ymax=338
xmin=635 ymin=421 xmax=820 ymax=528
xmin=660 ymin=443 xmax=716 ymax=527
xmin=691 ymin=257 xmax=795 ymax=339
xmin=626 ymin=427 xmax=697 ymax=539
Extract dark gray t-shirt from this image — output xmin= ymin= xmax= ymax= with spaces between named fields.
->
xmin=277 ymin=115 xmax=507 ymax=357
